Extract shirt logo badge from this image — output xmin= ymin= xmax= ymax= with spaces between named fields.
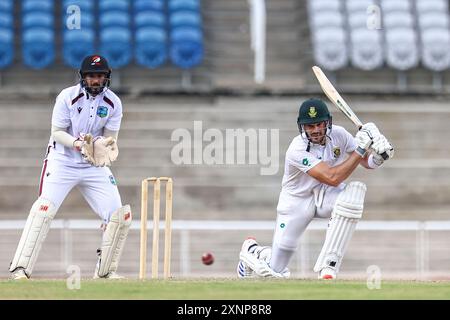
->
xmin=109 ymin=175 xmax=117 ymax=185
xmin=302 ymin=158 xmax=310 ymax=166
xmin=77 ymin=106 xmax=83 ymax=113
xmin=97 ymin=106 xmax=108 ymax=118
xmin=333 ymin=147 xmax=341 ymax=158
xmin=308 ymin=107 xmax=317 ymax=118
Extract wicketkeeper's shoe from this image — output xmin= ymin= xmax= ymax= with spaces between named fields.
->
xmin=93 ymin=271 xmax=126 ymax=280
xmin=93 ymin=248 xmax=126 ymax=279
xmin=318 ymin=267 xmax=337 ymax=280
xmin=93 ymin=266 xmax=126 ymax=280
xmin=10 ymin=268 xmax=29 ymax=280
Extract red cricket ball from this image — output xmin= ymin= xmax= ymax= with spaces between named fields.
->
xmin=202 ymin=252 xmax=214 ymax=265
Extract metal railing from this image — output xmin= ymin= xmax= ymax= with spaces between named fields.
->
xmin=1 ymin=219 xmax=449 ymax=279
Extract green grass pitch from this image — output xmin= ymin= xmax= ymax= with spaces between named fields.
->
xmin=1 ymin=279 xmax=450 ymax=299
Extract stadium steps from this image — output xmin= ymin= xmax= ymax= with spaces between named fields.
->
xmin=0 ymin=97 xmax=449 ymax=220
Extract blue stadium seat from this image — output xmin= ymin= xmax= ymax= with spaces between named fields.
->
xmin=168 ymin=0 xmax=200 ymax=13
xmin=135 ymin=11 xmax=165 ymax=29
xmin=134 ymin=0 xmax=165 ymax=12
xmin=135 ymin=27 xmax=167 ymax=68
xmin=170 ymin=11 xmax=201 ymax=29
xmin=0 ymin=28 xmax=13 ymax=69
xmin=23 ymin=12 xmax=54 ymax=29
xmin=22 ymin=28 xmax=55 ymax=69
xmin=99 ymin=0 xmax=129 ymax=12
xmin=100 ymin=27 xmax=132 ymax=68
xmin=63 ymin=0 xmax=95 ymax=12
xmin=0 ymin=12 xmax=13 ymax=29
xmin=63 ymin=29 xmax=95 ymax=68
xmin=22 ymin=0 xmax=53 ymax=13
xmin=170 ymin=27 xmax=203 ymax=68
xmin=99 ymin=11 xmax=130 ymax=29
xmin=0 ymin=0 xmax=13 ymax=12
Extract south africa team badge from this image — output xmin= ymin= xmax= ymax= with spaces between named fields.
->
xmin=333 ymin=147 xmax=341 ymax=158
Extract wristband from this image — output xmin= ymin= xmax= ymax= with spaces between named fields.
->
xmin=355 ymin=146 xmax=367 ymax=157
xmin=368 ymin=154 xmax=383 ymax=169
xmin=73 ymin=138 xmax=82 ymax=151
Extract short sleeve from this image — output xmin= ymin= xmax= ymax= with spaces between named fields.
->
xmin=342 ymin=128 xmax=357 ymax=153
xmin=105 ymin=99 xmax=123 ymax=131
xmin=286 ymin=148 xmax=322 ymax=173
xmin=51 ymin=92 xmax=71 ymax=128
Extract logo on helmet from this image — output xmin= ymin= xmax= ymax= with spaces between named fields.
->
xmin=308 ymin=107 xmax=317 ymax=118
xmin=91 ymin=56 xmax=101 ymax=66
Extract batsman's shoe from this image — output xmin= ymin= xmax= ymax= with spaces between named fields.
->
xmin=240 ymin=237 xmax=259 ymax=256
xmin=237 ymin=260 xmax=254 ymax=278
xmin=318 ymin=267 xmax=337 ymax=280
xmin=237 ymin=237 xmax=258 ymax=278
xmin=10 ymin=268 xmax=29 ymax=280
xmin=238 ymin=237 xmax=287 ymax=278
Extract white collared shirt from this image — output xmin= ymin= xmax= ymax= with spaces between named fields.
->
xmin=47 ymin=84 xmax=123 ymax=166
xmin=280 ymin=125 xmax=357 ymax=196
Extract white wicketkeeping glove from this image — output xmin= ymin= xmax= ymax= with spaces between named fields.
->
xmin=81 ymin=134 xmax=119 ymax=167
xmin=80 ymin=133 xmax=95 ymax=164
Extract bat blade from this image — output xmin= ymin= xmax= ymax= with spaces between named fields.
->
xmin=312 ymin=66 xmax=362 ymax=128
xmin=312 ymin=66 xmax=389 ymax=160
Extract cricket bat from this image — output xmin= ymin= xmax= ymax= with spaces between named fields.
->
xmin=312 ymin=66 xmax=388 ymax=160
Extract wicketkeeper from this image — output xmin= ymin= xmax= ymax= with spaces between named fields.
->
xmin=237 ymin=98 xmax=394 ymax=279
xmin=9 ymin=55 xmax=132 ymax=280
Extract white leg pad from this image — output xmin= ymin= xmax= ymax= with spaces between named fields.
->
xmin=9 ymin=197 xmax=57 ymax=276
xmin=98 ymin=205 xmax=132 ymax=277
xmin=313 ymin=181 xmax=366 ymax=273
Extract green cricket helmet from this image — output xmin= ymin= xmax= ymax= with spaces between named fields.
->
xmin=297 ymin=98 xmax=332 ymax=138
xmin=297 ymin=98 xmax=332 ymax=125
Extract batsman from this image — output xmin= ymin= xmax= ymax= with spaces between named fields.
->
xmin=9 ymin=55 xmax=131 ymax=280
xmin=237 ymin=98 xmax=394 ymax=279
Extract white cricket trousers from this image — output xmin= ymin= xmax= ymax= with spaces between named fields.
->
xmin=38 ymin=158 xmax=122 ymax=223
xmin=273 ymin=184 xmax=345 ymax=251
